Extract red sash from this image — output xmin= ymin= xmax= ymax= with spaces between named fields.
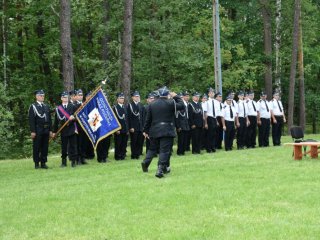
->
xmin=58 ymin=105 xmax=78 ymax=134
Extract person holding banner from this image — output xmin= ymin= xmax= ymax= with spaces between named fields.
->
xmin=28 ymin=90 xmax=52 ymax=169
xmin=142 ymin=86 xmax=185 ymax=178
xmin=52 ymin=91 xmax=78 ymax=167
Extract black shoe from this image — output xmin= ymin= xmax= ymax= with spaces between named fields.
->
xmin=71 ymin=161 xmax=76 ymax=167
xmin=40 ymin=164 xmax=48 ymax=169
xmin=60 ymin=164 xmax=67 ymax=168
xmin=155 ymin=166 xmax=164 ymax=178
xmin=141 ymin=162 xmax=148 ymax=172
xmin=102 ymin=159 xmax=108 ymax=163
xmin=35 ymin=163 xmax=40 ymax=169
xmin=163 ymin=166 xmax=171 ymax=174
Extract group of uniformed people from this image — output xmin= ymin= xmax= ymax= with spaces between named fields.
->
xmin=28 ymin=86 xmax=286 ymax=177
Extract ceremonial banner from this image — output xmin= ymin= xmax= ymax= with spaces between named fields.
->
xmin=76 ymin=88 xmax=121 ymax=149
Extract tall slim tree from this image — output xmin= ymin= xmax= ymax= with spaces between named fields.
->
xmin=260 ymin=0 xmax=273 ymax=99
xmin=298 ymin=9 xmax=305 ymax=131
xmin=287 ymin=0 xmax=301 ymax=133
xmin=275 ymin=0 xmax=282 ymax=94
xmin=102 ymin=0 xmax=109 ymax=65
xmin=60 ymin=0 xmax=74 ymax=91
xmin=2 ymin=0 xmax=7 ymax=88
xmin=120 ymin=0 xmax=133 ymax=100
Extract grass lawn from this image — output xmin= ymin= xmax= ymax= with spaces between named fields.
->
xmin=1 ymin=135 xmax=320 ymax=240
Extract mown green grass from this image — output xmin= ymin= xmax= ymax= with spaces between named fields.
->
xmin=1 ymin=135 xmax=320 ymax=240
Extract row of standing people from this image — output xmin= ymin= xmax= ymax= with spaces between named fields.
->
xmin=28 ymin=87 xmax=285 ymax=169
xmin=175 ymin=87 xmax=286 ymax=156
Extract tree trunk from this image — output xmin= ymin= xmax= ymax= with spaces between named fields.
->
xmin=36 ymin=16 xmax=53 ymax=97
xmin=275 ymin=0 xmax=282 ymax=94
xmin=298 ymin=10 xmax=305 ymax=131
xmin=60 ymin=0 xmax=74 ymax=92
xmin=120 ymin=0 xmax=133 ymax=101
xmin=102 ymin=0 xmax=109 ymax=65
xmin=260 ymin=0 xmax=273 ymax=99
xmin=17 ymin=2 xmax=24 ymax=69
xmin=287 ymin=0 xmax=301 ymax=134
xmin=2 ymin=0 xmax=7 ymax=88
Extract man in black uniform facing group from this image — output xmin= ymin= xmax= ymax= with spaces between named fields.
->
xmin=142 ymin=86 xmax=185 ymax=178
xmin=28 ymin=90 xmax=52 ymax=169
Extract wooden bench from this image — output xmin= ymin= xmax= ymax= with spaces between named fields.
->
xmin=284 ymin=142 xmax=320 ymax=160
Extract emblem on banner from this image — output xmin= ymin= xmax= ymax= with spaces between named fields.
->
xmin=88 ymin=108 xmax=102 ymax=132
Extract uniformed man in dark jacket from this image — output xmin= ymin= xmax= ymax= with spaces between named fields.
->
xmin=28 ymin=90 xmax=52 ymax=169
xmin=73 ymin=89 xmax=89 ymax=165
xmin=142 ymin=86 xmax=185 ymax=178
xmin=127 ymin=91 xmax=145 ymax=159
xmin=175 ymin=93 xmax=190 ymax=156
xmin=144 ymin=93 xmax=155 ymax=153
xmin=188 ymin=92 xmax=204 ymax=154
xmin=52 ymin=91 xmax=78 ymax=167
xmin=112 ymin=92 xmax=129 ymax=160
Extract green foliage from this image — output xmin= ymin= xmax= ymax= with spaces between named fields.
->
xmin=0 ymin=0 xmax=319 ymax=158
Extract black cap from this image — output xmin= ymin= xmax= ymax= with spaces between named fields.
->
xmin=131 ymin=91 xmax=140 ymax=97
xmin=34 ymin=89 xmax=45 ymax=95
xmin=226 ymin=95 xmax=233 ymax=100
xmin=152 ymin=90 xmax=160 ymax=98
xmin=60 ymin=91 xmax=69 ymax=97
xmin=76 ymin=89 xmax=83 ymax=95
xmin=238 ymin=91 xmax=244 ymax=96
xmin=158 ymin=86 xmax=170 ymax=97
xmin=248 ymin=90 xmax=254 ymax=95
xmin=214 ymin=92 xmax=222 ymax=98
xmin=207 ymin=87 xmax=215 ymax=94
xmin=86 ymin=91 xmax=92 ymax=97
xmin=192 ymin=92 xmax=200 ymax=97
xmin=273 ymin=90 xmax=280 ymax=96
xmin=116 ymin=92 xmax=125 ymax=98
xmin=182 ymin=90 xmax=190 ymax=96
xmin=146 ymin=92 xmax=155 ymax=99
xmin=202 ymin=93 xmax=208 ymax=99
xmin=260 ymin=91 xmax=267 ymax=96
xmin=69 ymin=90 xmax=76 ymax=95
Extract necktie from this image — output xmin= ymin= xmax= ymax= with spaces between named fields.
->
xmin=264 ymin=100 xmax=269 ymax=112
xmin=212 ymin=100 xmax=216 ymax=117
xmin=230 ymin=106 xmax=233 ymax=118
xmin=220 ymin=103 xmax=222 ymax=110
xmin=64 ymin=105 xmax=67 ymax=109
xmin=252 ymin=101 xmax=256 ymax=112
xmin=232 ymin=101 xmax=234 ymax=107
xmin=277 ymin=100 xmax=282 ymax=112
xmin=243 ymin=102 xmax=246 ymax=116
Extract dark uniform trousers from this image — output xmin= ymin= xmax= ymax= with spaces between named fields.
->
xmin=177 ymin=130 xmax=189 ymax=155
xmin=216 ymin=116 xmax=223 ymax=149
xmin=61 ymin=134 xmax=78 ymax=163
xmin=33 ymin=133 xmax=49 ymax=164
xmin=237 ymin=117 xmax=246 ymax=149
xmin=191 ymin=127 xmax=202 ymax=154
xmin=201 ymin=128 xmax=208 ymax=150
xmin=114 ymin=133 xmax=128 ymax=160
xmin=130 ymin=131 xmax=144 ymax=159
xmin=224 ymin=120 xmax=235 ymax=151
xmin=185 ymin=131 xmax=191 ymax=151
xmin=247 ymin=116 xmax=257 ymax=148
xmin=206 ymin=116 xmax=217 ymax=152
xmin=97 ymin=136 xmax=111 ymax=162
xmin=272 ymin=116 xmax=283 ymax=146
xmin=258 ymin=118 xmax=270 ymax=147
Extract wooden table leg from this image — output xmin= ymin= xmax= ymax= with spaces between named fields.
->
xmin=293 ymin=145 xmax=303 ymax=160
xmin=310 ymin=146 xmax=319 ymax=159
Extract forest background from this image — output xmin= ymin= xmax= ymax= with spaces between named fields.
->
xmin=0 ymin=0 xmax=319 ymax=159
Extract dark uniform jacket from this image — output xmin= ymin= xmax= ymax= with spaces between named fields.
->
xmin=53 ymin=104 xmax=77 ymax=137
xmin=175 ymin=104 xmax=190 ymax=131
xmin=188 ymin=101 xmax=203 ymax=128
xmin=144 ymin=96 xmax=184 ymax=138
xmin=112 ymin=103 xmax=129 ymax=133
xmin=28 ymin=102 xmax=52 ymax=135
xmin=127 ymin=101 xmax=145 ymax=131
